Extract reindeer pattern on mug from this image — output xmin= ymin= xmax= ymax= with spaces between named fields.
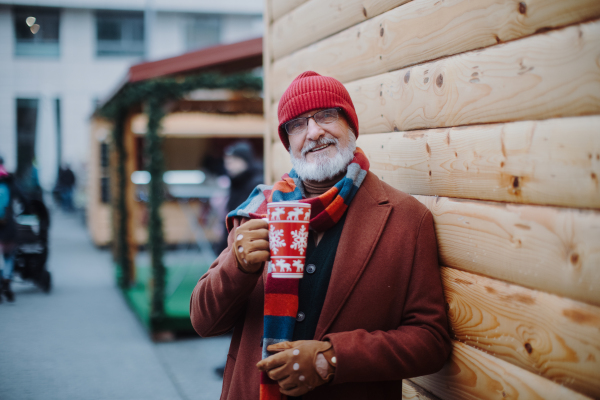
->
xmin=267 ymin=203 xmax=311 ymax=277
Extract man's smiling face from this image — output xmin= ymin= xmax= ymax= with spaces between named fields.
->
xmin=288 ymin=108 xmax=351 ymax=163
xmin=288 ymin=108 xmax=356 ymax=182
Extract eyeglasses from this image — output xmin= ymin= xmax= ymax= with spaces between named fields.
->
xmin=283 ymin=108 xmax=342 ymax=136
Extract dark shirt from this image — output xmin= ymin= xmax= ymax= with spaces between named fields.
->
xmin=289 ymin=213 xmax=346 ymax=400
xmin=292 ymin=212 xmax=347 ymax=342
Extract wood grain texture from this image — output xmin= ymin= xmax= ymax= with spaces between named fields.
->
xmin=268 ymin=21 xmax=600 ymax=138
xmin=271 ymin=139 xmax=292 ymax=183
xmin=131 ymin=113 xmax=264 ymax=137
xmin=403 ymin=380 xmax=440 ymax=400
xmin=349 ymin=20 xmax=600 ymax=134
xmin=442 ymin=267 xmax=600 ymax=398
xmin=414 ymin=195 xmax=600 ymax=306
xmin=355 ymin=116 xmax=600 ymax=208
xmin=124 ymin=113 xmax=138 ymax=281
xmin=263 ymin=1 xmax=274 ymax=184
xmin=270 ymin=0 xmax=600 ymax=102
xmin=411 ymin=341 xmax=591 ymax=400
xmin=270 ymin=0 xmax=410 ymax=60
xmin=270 ymin=0 xmax=309 ymax=22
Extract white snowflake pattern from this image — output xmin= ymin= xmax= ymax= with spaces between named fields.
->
xmin=269 ymin=225 xmax=286 ymax=254
xmin=290 ymin=225 xmax=308 ymax=255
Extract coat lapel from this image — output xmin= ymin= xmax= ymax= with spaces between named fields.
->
xmin=315 ymin=172 xmax=391 ymax=340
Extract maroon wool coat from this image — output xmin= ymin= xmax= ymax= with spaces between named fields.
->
xmin=190 ymin=171 xmax=451 ymax=399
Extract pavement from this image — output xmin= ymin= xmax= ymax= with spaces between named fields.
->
xmin=0 ymin=210 xmax=231 ymax=400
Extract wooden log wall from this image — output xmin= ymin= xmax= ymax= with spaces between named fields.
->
xmin=263 ymin=0 xmax=600 ymax=399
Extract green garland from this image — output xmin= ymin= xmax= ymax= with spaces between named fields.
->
xmin=98 ymin=71 xmax=262 ymax=329
xmin=145 ymin=98 xmax=167 ymax=327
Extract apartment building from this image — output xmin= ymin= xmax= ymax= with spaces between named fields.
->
xmin=0 ymin=0 xmax=262 ymax=194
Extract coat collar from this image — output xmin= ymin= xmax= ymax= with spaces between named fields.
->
xmin=314 ymin=172 xmax=391 ymax=340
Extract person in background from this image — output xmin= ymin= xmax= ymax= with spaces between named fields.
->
xmin=224 ymin=141 xmax=264 ymax=218
xmin=17 ymin=160 xmax=42 ymax=202
xmin=57 ymin=163 xmax=76 ymax=212
xmin=214 ymin=141 xmax=264 ymax=256
xmin=0 ymin=156 xmax=22 ymax=302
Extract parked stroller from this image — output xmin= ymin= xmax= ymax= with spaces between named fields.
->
xmin=14 ymin=199 xmax=51 ymax=292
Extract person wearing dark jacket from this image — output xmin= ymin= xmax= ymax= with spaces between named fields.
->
xmin=213 ymin=141 xmax=264 ymax=256
xmin=224 ymin=141 xmax=264 ymax=215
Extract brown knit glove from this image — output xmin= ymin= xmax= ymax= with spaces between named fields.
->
xmin=257 ymin=340 xmax=337 ymax=396
xmin=233 ymin=219 xmax=269 ymax=273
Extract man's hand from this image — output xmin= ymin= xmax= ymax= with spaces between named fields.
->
xmin=233 ymin=219 xmax=269 ymax=273
xmin=256 ymin=340 xmax=336 ymax=396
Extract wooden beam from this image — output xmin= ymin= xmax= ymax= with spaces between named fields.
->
xmin=270 ymin=0 xmax=309 ymax=22
xmin=414 ymin=195 xmax=600 ymax=306
xmin=270 ymin=0 xmax=600 ymax=102
xmin=264 ymin=1 xmax=274 ymax=184
xmin=131 ymin=113 xmax=265 ymax=137
xmin=403 ymin=380 xmax=441 ymax=400
xmin=442 ymin=267 xmax=600 ymax=398
xmin=411 ymin=341 xmax=591 ymax=400
xmin=124 ymin=113 xmax=138 ymax=283
xmin=271 ymin=139 xmax=292 ymax=183
xmin=269 ymin=22 xmax=600 ymax=138
xmin=354 ymin=116 xmax=600 ymax=209
xmin=269 ymin=20 xmax=600 ymax=136
xmin=271 ymin=0 xmax=411 ymax=61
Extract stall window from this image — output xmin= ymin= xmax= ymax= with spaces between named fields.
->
xmin=13 ymin=6 xmax=60 ymax=57
xmin=99 ymin=143 xmax=110 ymax=204
xmin=96 ymin=11 xmax=144 ymax=57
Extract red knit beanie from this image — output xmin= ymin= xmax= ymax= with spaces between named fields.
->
xmin=277 ymin=71 xmax=359 ymax=151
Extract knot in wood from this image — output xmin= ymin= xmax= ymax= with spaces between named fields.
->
xmin=512 ymin=176 xmax=520 ymax=189
xmin=570 ymin=253 xmax=579 ymax=265
xmin=524 ymin=342 xmax=533 ymax=354
xmin=436 ymin=74 xmax=444 ymax=87
xmin=380 ymin=27 xmax=384 ymax=37
xmin=518 ymin=2 xmax=527 ymax=14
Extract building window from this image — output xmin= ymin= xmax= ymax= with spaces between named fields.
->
xmin=96 ymin=11 xmax=144 ymax=57
xmin=13 ymin=6 xmax=60 ymax=57
xmin=186 ymin=15 xmax=220 ymax=51
xmin=16 ymin=99 xmax=39 ymax=176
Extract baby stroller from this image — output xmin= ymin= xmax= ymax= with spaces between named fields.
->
xmin=14 ymin=199 xmax=51 ymax=292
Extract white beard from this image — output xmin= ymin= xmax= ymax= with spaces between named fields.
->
xmin=290 ymin=130 xmax=356 ymax=182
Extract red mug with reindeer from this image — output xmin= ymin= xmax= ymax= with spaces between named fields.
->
xmin=266 ymin=202 xmax=311 ymax=278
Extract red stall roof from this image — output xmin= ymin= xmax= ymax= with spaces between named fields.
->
xmin=98 ymin=37 xmax=262 ymax=110
xmin=128 ymin=37 xmax=263 ymax=82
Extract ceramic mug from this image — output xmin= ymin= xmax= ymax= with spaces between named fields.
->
xmin=266 ymin=202 xmax=311 ymax=278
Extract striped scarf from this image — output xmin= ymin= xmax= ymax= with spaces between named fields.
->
xmin=226 ymin=148 xmax=369 ymax=400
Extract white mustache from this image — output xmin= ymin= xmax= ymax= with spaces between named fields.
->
xmin=301 ymin=137 xmax=338 ymax=157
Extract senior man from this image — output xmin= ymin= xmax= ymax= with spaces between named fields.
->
xmin=190 ymin=71 xmax=451 ymax=400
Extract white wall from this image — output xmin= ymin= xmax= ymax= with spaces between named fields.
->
xmin=0 ymin=0 xmax=263 ymax=14
xmin=0 ymin=5 xmax=138 ymax=190
xmin=221 ymin=14 xmax=262 ymax=45
xmin=149 ymin=11 xmax=186 ymax=61
xmin=0 ymin=3 xmax=262 ymax=195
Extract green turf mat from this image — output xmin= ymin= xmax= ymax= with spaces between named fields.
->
xmin=119 ymin=261 xmax=210 ymax=333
